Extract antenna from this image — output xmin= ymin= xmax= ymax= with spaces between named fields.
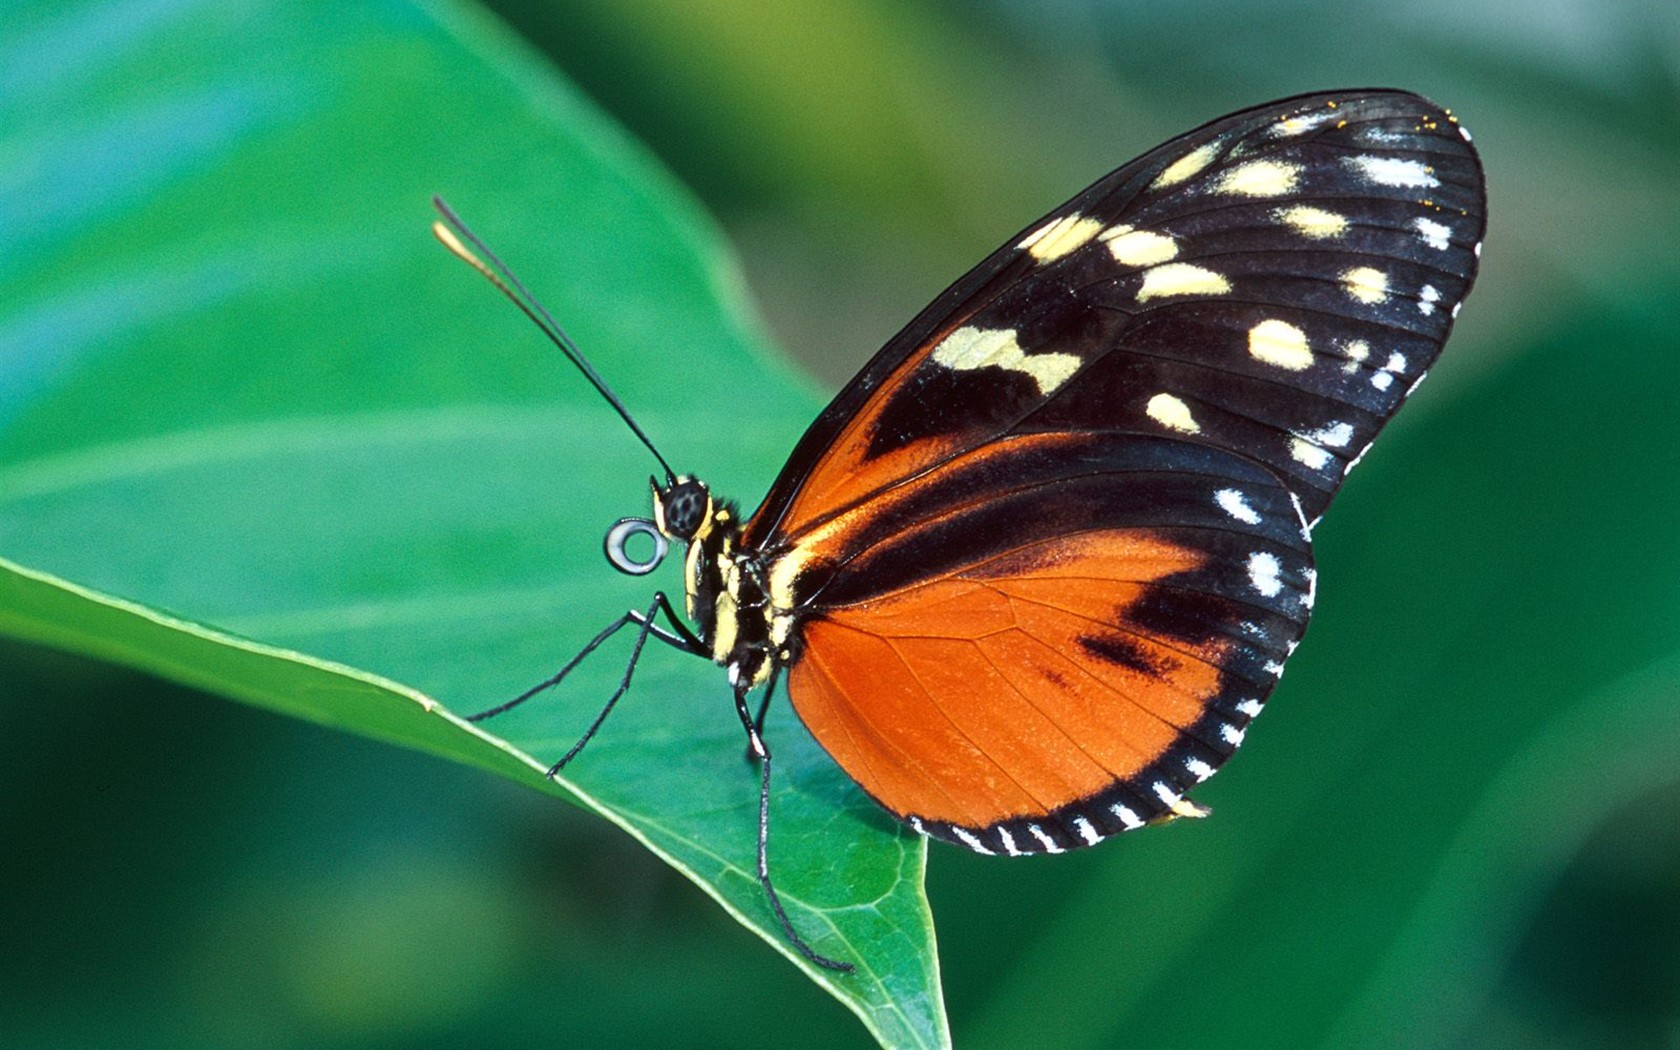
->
xmin=431 ymin=196 xmax=677 ymax=483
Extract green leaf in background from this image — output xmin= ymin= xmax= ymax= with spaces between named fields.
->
xmin=0 ymin=1 xmax=945 ymax=1046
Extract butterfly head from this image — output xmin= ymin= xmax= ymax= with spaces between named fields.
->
xmin=652 ymin=475 xmax=714 ymax=542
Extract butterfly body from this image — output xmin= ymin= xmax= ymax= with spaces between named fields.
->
xmin=650 ymin=477 xmax=780 ymax=688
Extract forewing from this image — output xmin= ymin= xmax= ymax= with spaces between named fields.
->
xmin=780 ymin=432 xmax=1314 ymax=853
xmin=744 ymin=89 xmax=1485 ymax=548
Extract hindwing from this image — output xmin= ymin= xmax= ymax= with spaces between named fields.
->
xmin=779 ymin=433 xmax=1312 ymax=850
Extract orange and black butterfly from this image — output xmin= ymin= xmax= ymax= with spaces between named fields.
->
xmin=434 ymin=89 xmax=1486 ymax=972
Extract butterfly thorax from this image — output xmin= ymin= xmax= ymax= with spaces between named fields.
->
xmin=653 ymin=475 xmax=783 ymax=689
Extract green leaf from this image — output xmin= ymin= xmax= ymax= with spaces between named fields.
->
xmin=0 ymin=1 xmax=946 ymax=1046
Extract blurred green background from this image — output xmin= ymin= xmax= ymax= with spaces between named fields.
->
xmin=3 ymin=0 xmax=1677 ymax=1047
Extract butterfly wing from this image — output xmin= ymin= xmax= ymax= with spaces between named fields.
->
xmin=743 ymin=89 xmax=1484 ymax=552
xmin=750 ymin=90 xmax=1485 ymax=851
xmin=782 ymin=430 xmax=1313 ymax=852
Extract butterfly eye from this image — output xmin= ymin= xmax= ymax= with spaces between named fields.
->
xmin=603 ymin=517 xmax=669 ymax=575
xmin=658 ymin=478 xmax=711 ymax=539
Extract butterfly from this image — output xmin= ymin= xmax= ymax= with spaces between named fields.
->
xmin=434 ymin=89 xmax=1486 ymax=972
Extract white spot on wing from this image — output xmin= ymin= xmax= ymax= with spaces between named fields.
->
xmin=1110 ymin=803 xmax=1144 ymax=829
xmin=1359 ymin=127 xmax=1410 ymax=145
xmin=1305 ymin=421 xmax=1354 ymax=448
xmin=1414 ymin=217 xmax=1452 ymax=251
xmin=1136 ymin=262 xmax=1230 ymax=301
xmin=1073 ymin=817 xmax=1101 ymax=846
xmin=1419 ymin=285 xmax=1441 ymax=315
xmin=931 ymin=326 xmax=1081 ymax=395
xmin=1186 ymin=757 xmax=1216 ymax=781
xmin=951 ymin=826 xmax=994 ymax=854
xmin=1236 ymin=699 xmax=1263 ymax=717
xmin=1344 ymin=155 xmax=1439 ymax=188
xmin=1027 ymin=823 xmax=1063 ymax=853
xmin=1152 ymin=781 xmax=1182 ymax=807
xmin=1215 ymin=488 xmax=1262 ymax=524
xmin=1247 ymin=551 xmax=1284 ymax=597
xmin=1146 ymin=392 xmax=1201 ymax=434
xmin=1372 ymin=371 xmax=1395 ymax=391
xmin=1221 ymin=723 xmax=1247 ymax=746
xmin=1289 ymin=490 xmax=1313 ymax=540
xmin=1248 ymin=318 xmax=1313 ymax=370
xmin=997 ymin=826 xmax=1021 ymax=856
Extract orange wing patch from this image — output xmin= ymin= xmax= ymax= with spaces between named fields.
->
xmin=787 ymin=531 xmax=1222 ymax=832
xmin=772 ymin=323 xmax=972 ymax=537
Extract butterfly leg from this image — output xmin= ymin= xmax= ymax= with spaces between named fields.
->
xmin=736 ymin=559 xmax=779 ymax=751
xmin=741 ymin=664 xmax=779 ymax=764
xmin=466 ymin=593 xmax=705 ymax=777
xmin=731 ymin=684 xmax=854 ymax=974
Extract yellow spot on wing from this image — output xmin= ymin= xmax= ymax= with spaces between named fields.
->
xmin=1151 ymin=141 xmax=1222 ymax=189
xmin=1340 ymin=339 xmax=1371 ymax=373
xmin=1136 ymin=263 xmax=1230 ymax=301
xmin=1214 ymin=160 xmax=1302 ymax=197
xmin=1290 ymin=437 xmax=1332 ymax=470
xmin=1276 ymin=205 xmax=1348 ymax=239
xmin=767 ymin=511 xmax=849 ymax=608
xmin=1341 ymin=266 xmax=1390 ymax=303
xmin=1271 ymin=112 xmax=1332 ymax=137
xmin=931 ymin=326 xmax=1081 ymax=395
xmin=1146 ymin=392 xmax=1201 ymax=434
xmin=1248 ymin=319 xmax=1313 ymax=371
xmin=1100 ymin=226 xmax=1179 ymax=266
xmin=1019 ymin=214 xmax=1104 ymax=261
xmin=767 ymin=551 xmax=805 ymax=609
